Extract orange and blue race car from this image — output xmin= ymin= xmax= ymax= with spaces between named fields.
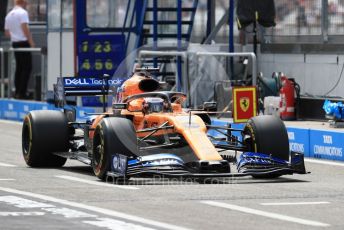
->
xmin=22 ymin=68 xmax=306 ymax=182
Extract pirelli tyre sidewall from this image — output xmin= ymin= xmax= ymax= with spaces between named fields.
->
xmin=22 ymin=110 xmax=69 ymax=167
xmin=243 ymin=115 xmax=290 ymax=178
xmin=92 ymin=117 xmax=138 ymax=180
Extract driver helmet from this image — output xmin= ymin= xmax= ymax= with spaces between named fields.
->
xmin=142 ymin=98 xmax=166 ymax=114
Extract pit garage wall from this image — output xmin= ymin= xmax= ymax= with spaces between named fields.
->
xmin=259 ymin=53 xmax=344 ymax=98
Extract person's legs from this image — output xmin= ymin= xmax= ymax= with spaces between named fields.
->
xmin=13 ymin=44 xmax=23 ymax=98
xmin=12 ymin=41 xmax=31 ymax=98
xmin=18 ymin=51 xmax=32 ymax=98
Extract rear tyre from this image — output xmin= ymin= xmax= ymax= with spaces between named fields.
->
xmin=92 ymin=117 xmax=137 ymax=180
xmin=22 ymin=110 xmax=69 ymax=167
xmin=243 ymin=115 xmax=289 ymax=178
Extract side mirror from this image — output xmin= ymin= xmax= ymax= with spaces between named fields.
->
xmin=112 ymin=103 xmax=127 ymax=110
xmin=203 ymin=102 xmax=217 ymax=111
xmin=64 ymin=108 xmax=76 ymax=122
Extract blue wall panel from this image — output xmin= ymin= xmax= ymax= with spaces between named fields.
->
xmin=2 ymin=99 xmax=20 ymax=120
xmin=0 ymin=99 xmax=96 ymax=122
xmin=0 ymin=100 xmax=3 ymax=119
xmin=309 ymin=129 xmax=344 ymax=161
xmin=287 ymin=127 xmax=310 ymax=157
xmin=17 ymin=101 xmax=39 ymax=120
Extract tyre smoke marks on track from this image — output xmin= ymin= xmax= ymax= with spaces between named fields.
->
xmin=201 ymin=201 xmax=330 ymax=227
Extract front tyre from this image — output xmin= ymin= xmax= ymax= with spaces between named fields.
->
xmin=243 ymin=115 xmax=290 ymax=178
xmin=92 ymin=117 xmax=137 ymax=180
xmin=22 ymin=110 xmax=69 ymax=167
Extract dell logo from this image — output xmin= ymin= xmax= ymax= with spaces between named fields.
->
xmin=64 ymin=78 xmax=89 ymax=85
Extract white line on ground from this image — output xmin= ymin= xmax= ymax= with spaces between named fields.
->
xmin=0 ymin=179 xmax=15 ymax=181
xmin=0 ymin=162 xmax=17 ymax=167
xmin=305 ymin=158 xmax=344 ymax=167
xmin=0 ymin=195 xmax=55 ymax=208
xmin=0 ymin=211 xmax=45 ymax=217
xmin=0 ymin=187 xmax=189 ymax=230
xmin=55 ymin=175 xmax=139 ymax=190
xmin=260 ymin=201 xmax=330 ymax=206
xmin=0 ymin=119 xmax=21 ymax=125
xmin=0 ymin=195 xmax=154 ymax=229
xmin=201 ymin=201 xmax=330 ymax=227
xmin=84 ymin=218 xmax=155 ymax=230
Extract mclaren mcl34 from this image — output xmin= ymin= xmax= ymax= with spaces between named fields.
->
xmin=22 ymin=69 xmax=306 ymax=182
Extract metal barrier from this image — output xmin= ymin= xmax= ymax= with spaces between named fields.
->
xmin=0 ymin=48 xmax=4 ymax=98
xmin=138 ymin=50 xmax=188 ymax=93
xmin=195 ymin=52 xmax=257 ymax=86
xmin=138 ymin=51 xmax=257 ymax=107
xmin=7 ymin=47 xmax=45 ymax=99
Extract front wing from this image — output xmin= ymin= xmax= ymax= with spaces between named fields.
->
xmin=107 ymin=152 xmax=307 ymax=179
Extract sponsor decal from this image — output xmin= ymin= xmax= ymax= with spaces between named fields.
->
xmin=323 ymin=135 xmax=332 ymax=144
xmin=64 ymin=78 xmax=89 ymax=86
xmin=313 ymin=134 xmax=342 ymax=157
xmin=288 ymin=132 xmax=295 ymax=140
xmin=240 ymin=97 xmax=250 ymax=112
xmin=310 ymin=130 xmax=344 ymax=160
xmin=4 ymin=111 xmax=18 ymax=119
xmin=286 ymin=128 xmax=310 ymax=156
xmin=290 ymin=142 xmax=305 ymax=153
xmin=63 ymin=77 xmax=123 ymax=87
xmin=313 ymin=145 xmax=342 ymax=157
xmin=143 ymin=159 xmax=183 ymax=166
xmin=232 ymin=86 xmax=257 ymax=123
xmin=112 ymin=154 xmax=127 ymax=176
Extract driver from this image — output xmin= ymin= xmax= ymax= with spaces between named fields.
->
xmin=142 ymin=98 xmax=168 ymax=114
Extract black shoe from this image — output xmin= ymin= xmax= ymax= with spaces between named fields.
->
xmin=13 ymin=93 xmax=21 ymax=99
xmin=20 ymin=94 xmax=31 ymax=100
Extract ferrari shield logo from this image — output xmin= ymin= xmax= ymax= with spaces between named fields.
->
xmin=233 ymin=86 xmax=257 ymax=123
xmin=240 ymin=97 xmax=250 ymax=112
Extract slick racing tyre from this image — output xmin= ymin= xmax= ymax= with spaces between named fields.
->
xmin=243 ymin=115 xmax=289 ymax=178
xmin=22 ymin=110 xmax=69 ymax=167
xmin=92 ymin=117 xmax=138 ymax=180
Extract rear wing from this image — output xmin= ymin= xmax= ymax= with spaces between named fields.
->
xmin=54 ymin=76 xmax=125 ymax=107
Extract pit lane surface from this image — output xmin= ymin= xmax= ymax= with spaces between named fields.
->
xmin=0 ymin=120 xmax=344 ymax=230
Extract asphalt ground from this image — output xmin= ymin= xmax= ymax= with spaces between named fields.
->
xmin=0 ymin=120 xmax=344 ymax=230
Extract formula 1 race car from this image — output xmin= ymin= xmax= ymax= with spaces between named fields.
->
xmin=22 ymin=68 xmax=306 ymax=182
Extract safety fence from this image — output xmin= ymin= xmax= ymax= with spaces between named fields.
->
xmin=267 ymin=0 xmax=344 ymax=43
xmin=199 ymin=0 xmax=344 ymax=44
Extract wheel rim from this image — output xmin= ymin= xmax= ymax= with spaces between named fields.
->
xmin=22 ymin=121 xmax=32 ymax=157
xmin=243 ymin=123 xmax=258 ymax=153
xmin=93 ymin=130 xmax=104 ymax=174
